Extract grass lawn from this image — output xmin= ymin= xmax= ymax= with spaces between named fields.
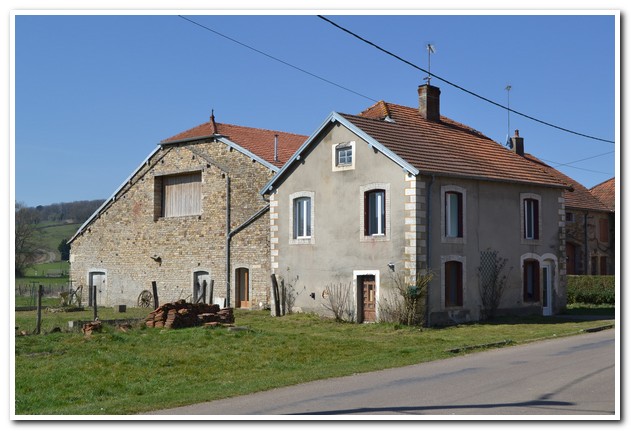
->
xmin=13 ymin=308 xmax=614 ymax=416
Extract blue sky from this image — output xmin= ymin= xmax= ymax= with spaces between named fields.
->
xmin=13 ymin=11 xmax=617 ymax=207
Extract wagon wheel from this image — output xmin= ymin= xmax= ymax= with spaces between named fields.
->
xmin=137 ymin=290 xmax=153 ymax=308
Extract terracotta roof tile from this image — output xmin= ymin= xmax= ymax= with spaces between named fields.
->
xmin=524 ymin=154 xmax=611 ymax=213
xmin=162 ymin=120 xmax=307 ymax=168
xmin=342 ymin=102 xmax=567 ymax=188
xmin=590 ymin=177 xmax=615 ymax=211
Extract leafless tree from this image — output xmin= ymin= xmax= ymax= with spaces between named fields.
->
xmin=15 ymin=202 xmax=39 ymax=276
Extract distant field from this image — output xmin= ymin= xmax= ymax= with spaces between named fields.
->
xmin=33 ymin=222 xmax=81 ymax=260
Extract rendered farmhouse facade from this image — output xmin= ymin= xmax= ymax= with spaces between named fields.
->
xmin=263 ymin=85 xmax=571 ymax=325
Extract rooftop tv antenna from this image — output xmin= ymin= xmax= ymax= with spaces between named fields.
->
xmin=505 ymin=84 xmax=512 ymax=147
xmin=424 ymin=44 xmax=435 ymax=85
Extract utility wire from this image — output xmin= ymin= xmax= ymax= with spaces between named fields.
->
xmin=317 ymin=15 xmax=615 ymax=145
xmin=550 ymin=150 xmax=615 ymax=168
xmin=178 ymin=15 xmax=378 ymax=103
xmin=540 ymin=157 xmax=613 ymax=175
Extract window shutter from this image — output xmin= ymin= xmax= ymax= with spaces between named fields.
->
xmin=457 ymin=192 xmax=463 ymax=237
xmin=363 ymin=191 xmax=369 ymax=236
xmin=456 ymin=261 xmax=463 ymax=306
xmin=533 ymin=199 xmax=539 ymax=239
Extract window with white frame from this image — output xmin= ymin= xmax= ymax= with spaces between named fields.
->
xmin=441 ymin=185 xmax=466 ymax=243
xmin=332 ymin=141 xmax=356 ymax=171
xmin=294 ymin=197 xmax=311 ymax=239
xmin=521 ymin=193 xmax=541 ymax=243
xmin=289 ymin=191 xmax=315 ymax=244
xmin=360 ymin=183 xmax=390 ymax=241
xmin=365 ymin=189 xmax=385 ymax=236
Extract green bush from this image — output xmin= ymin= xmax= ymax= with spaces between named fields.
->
xmin=566 ymin=275 xmax=615 ymax=305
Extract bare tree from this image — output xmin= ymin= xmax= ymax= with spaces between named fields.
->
xmin=381 ymin=270 xmax=433 ymax=326
xmin=15 ymin=202 xmax=40 ymax=276
xmin=322 ymin=281 xmax=355 ymax=322
xmin=478 ymin=248 xmax=511 ymax=320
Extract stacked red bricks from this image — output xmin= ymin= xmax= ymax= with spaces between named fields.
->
xmin=145 ymin=300 xmax=234 ymax=329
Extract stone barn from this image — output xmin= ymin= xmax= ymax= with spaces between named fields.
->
xmin=68 ymin=113 xmax=306 ymax=309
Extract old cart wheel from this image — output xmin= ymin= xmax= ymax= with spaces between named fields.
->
xmin=137 ymin=290 xmax=153 ymax=307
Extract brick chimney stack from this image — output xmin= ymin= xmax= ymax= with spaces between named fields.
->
xmin=418 ymin=84 xmax=441 ymax=121
xmin=511 ymin=129 xmax=524 ymax=156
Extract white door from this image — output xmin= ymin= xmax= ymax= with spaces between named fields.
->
xmin=193 ymin=271 xmax=211 ymax=303
xmin=542 ymin=264 xmax=553 ymax=316
xmin=89 ymin=271 xmax=107 ymax=306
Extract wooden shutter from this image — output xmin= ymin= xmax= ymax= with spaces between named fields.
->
xmin=162 ymin=172 xmax=201 ymax=217
xmin=599 ymin=219 xmax=609 ymax=243
xmin=523 ymin=260 xmax=540 ymax=302
xmin=533 ymin=199 xmax=539 ymax=239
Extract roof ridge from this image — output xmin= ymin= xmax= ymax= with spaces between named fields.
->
xmin=589 ymin=176 xmax=615 ymax=190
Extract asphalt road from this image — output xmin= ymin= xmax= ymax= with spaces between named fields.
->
xmin=146 ymin=328 xmax=616 ymax=417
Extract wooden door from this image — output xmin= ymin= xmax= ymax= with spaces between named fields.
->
xmin=566 ymin=243 xmax=576 ymax=275
xmin=235 ymin=268 xmax=250 ymax=308
xmin=360 ymin=277 xmax=376 ymax=323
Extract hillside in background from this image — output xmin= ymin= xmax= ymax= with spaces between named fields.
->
xmin=28 ymin=199 xmax=105 ymax=263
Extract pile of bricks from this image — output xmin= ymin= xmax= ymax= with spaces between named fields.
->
xmin=82 ymin=321 xmax=102 ymax=335
xmin=144 ymin=300 xmax=234 ymax=329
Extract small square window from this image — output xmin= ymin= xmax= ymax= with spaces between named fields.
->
xmin=566 ymin=212 xmax=574 ymax=222
xmin=336 ymin=146 xmax=353 ymax=166
xmin=332 ymin=141 xmax=356 ymax=171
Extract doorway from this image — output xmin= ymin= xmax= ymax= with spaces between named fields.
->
xmin=542 ymin=263 xmax=553 ymax=316
xmin=235 ymin=267 xmax=250 ymax=308
xmin=193 ymin=271 xmax=211 ymax=303
xmin=88 ymin=271 xmax=106 ymax=306
xmin=357 ymin=275 xmax=376 ymax=323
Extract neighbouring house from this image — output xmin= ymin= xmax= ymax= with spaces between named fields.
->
xmin=523 ymin=158 xmax=615 ymax=276
xmin=68 ymin=114 xmax=306 ymax=309
xmin=262 ymin=84 xmax=572 ymax=325
xmin=590 ymin=177 xmax=616 ymax=274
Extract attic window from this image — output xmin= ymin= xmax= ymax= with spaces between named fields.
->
xmin=332 ymin=141 xmax=356 ymax=172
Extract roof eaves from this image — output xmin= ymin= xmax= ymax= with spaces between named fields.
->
xmin=216 ymin=136 xmax=279 ymax=173
xmin=260 ymin=112 xmax=419 ymax=195
xmin=68 ymin=145 xmax=162 ymax=244
xmin=418 ymin=168 xmax=571 ymax=190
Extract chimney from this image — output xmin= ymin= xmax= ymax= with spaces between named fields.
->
xmin=274 ymin=134 xmax=279 ymax=163
xmin=210 ymin=109 xmax=218 ymax=135
xmin=511 ymin=129 xmax=524 ymax=156
xmin=418 ymin=84 xmax=441 ymax=121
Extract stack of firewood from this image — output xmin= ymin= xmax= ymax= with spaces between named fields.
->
xmin=82 ymin=321 xmax=102 ymax=335
xmin=144 ymin=300 xmax=234 ymax=329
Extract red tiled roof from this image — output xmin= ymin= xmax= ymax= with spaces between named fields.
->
xmin=590 ymin=177 xmax=615 ymax=211
xmin=524 ymin=154 xmax=611 ymax=213
xmin=342 ymin=101 xmax=567 ymax=188
xmin=162 ymin=120 xmax=307 ymax=168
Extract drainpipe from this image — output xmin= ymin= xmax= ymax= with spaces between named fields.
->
xmin=425 ymin=174 xmax=435 ymax=327
xmin=225 ymin=175 xmax=231 ymax=307
xmin=583 ymin=211 xmax=588 ymax=275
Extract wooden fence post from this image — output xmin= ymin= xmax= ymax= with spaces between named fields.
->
xmin=92 ymin=285 xmax=98 ymax=321
xmin=152 ymin=281 xmax=159 ymax=309
xmin=270 ymin=274 xmax=281 ymax=317
xmin=35 ymin=285 xmax=43 ymax=334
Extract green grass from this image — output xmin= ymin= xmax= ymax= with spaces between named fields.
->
xmin=14 ymin=308 xmax=615 ymax=416
xmin=33 ymin=222 xmax=81 ymax=256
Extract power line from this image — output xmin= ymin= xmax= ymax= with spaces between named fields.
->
xmin=539 ymin=157 xmax=613 ymax=175
xmin=317 ymin=15 xmax=615 ymax=145
xmin=550 ymin=150 xmax=615 ymax=168
xmin=177 ymin=15 xmax=378 ymax=103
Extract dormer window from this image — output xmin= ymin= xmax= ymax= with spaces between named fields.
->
xmin=332 ymin=141 xmax=356 ymax=171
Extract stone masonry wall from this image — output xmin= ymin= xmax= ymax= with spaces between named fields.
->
xmin=69 ymin=139 xmax=274 ymax=309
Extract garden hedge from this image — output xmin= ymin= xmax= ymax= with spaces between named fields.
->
xmin=566 ymin=275 xmax=615 ymax=305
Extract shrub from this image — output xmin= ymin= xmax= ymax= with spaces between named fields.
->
xmin=566 ymin=275 xmax=615 ymax=305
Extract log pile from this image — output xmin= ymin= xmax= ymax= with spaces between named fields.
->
xmin=144 ymin=300 xmax=234 ymax=329
xmin=82 ymin=321 xmax=102 ymax=336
